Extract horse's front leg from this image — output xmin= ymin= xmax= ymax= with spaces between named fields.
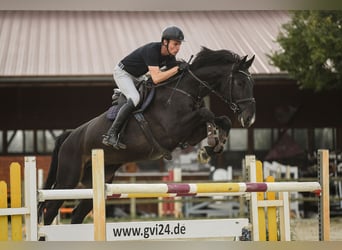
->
xmin=179 ymin=107 xmax=216 ymax=127
xmin=214 ymin=116 xmax=232 ymax=134
xmin=173 ymin=107 xmax=215 ymax=142
xmin=184 ymin=123 xmax=207 ymax=146
xmin=180 ymin=109 xmax=232 ymax=147
xmin=197 ymin=115 xmax=232 ymax=164
xmin=212 ymin=115 xmax=232 ymax=152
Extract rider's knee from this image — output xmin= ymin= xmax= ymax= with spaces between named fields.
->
xmin=130 ymin=93 xmax=140 ymax=107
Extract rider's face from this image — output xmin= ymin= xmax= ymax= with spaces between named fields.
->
xmin=165 ymin=40 xmax=182 ymax=56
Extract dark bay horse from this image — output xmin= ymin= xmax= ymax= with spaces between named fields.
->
xmin=39 ymin=47 xmax=256 ymax=224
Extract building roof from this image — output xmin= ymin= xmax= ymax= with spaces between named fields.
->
xmin=0 ymin=10 xmax=290 ymax=76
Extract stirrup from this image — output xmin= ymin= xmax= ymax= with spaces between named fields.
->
xmin=102 ymin=134 xmax=112 ymax=146
xmin=102 ymin=134 xmax=126 ymax=149
xmin=113 ymin=133 xmax=127 ymax=149
xmin=114 ymin=141 xmax=127 ymax=150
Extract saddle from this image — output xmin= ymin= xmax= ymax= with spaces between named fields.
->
xmin=106 ymin=79 xmax=172 ymax=160
xmin=106 ymin=79 xmax=155 ymax=120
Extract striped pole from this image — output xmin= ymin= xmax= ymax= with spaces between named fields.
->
xmin=105 ymin=182 xmax=321 ymax=196
xmin=38 ymin=182 xmax=321 ymax=201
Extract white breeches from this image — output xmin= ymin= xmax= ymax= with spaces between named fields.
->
xmin=113 ymin=65 xmax=147 ymax=107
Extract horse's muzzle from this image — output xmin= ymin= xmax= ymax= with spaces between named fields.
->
xmin=238 ymin=102 xmax=256 ymax=128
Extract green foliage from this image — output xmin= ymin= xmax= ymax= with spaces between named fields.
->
xmin=269 ymin=11 xmax=342 ymax=91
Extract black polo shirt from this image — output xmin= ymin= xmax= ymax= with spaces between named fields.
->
xmin=120 ymin=42 xmax=176 ymax=77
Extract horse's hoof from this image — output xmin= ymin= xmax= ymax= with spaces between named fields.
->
xmin=163 ymin=153 xmax=172 ymax=161
xmin=197 ymin=147 xmax=211 ymax=164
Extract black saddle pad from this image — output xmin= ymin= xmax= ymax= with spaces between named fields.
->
xmin=106 ymin=105 xmax=121 ymax=121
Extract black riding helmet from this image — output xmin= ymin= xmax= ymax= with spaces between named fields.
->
xmin=161 ymin=26 xmax=185 ymax=42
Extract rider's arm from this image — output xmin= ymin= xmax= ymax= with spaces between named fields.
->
xmin=148 ymin=65 xmax=179 ymax=84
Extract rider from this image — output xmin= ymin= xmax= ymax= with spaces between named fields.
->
xmin=102 ymin=26 xmax=189 ymax=149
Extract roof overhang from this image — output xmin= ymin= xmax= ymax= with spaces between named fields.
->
xmin=0 ymin=0 xmax=330 ymax=11
xmin=0 ymin=10 xmax=290 ymax=77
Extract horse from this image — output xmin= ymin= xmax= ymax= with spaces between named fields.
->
xmin=39 ymin=47 xmax=256 ymax=225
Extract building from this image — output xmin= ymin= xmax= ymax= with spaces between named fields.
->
xmin=1 ymin=6 xmax=341 ymax=180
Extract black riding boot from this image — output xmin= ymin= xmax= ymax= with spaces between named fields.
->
xmin=102 ymin=99 xmax=135 ymax=149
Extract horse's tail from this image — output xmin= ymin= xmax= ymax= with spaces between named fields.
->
xmin=44 ymin=130 xmax=72 ymax=189
xmin=38 ymin=130 xmax=72 ymax=222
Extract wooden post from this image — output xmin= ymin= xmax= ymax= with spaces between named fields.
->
xmin=0 ymin=181 xmax=8 ymax=241
xmin=266 ymin=176 xmax=277 ymax=241
xmin=24 ymin=156 xmax=38 ymax=241
xmin=256 ymin=160 xmax=266 ymax=241
xmin=318 ymin=149 xmax=330 ymax=241
xmin=174 ymin=168 xmax=182 ymax=218
xmin=10 ymin=163 xmax=22 ymax=241
xmin=278 ymin=192 xmax=291 ymax=241
xmin=92 ymin=149 xmax=106 ymax=241
xmin=246 ymin=155 xmax=259 ymax=241
xmin=129 ymin=176 xmax=136 ymax=220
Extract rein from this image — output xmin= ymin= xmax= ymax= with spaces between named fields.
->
xmin=165 ymin=68 xmax=255 ymax=113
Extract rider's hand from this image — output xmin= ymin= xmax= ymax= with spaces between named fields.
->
xmin=178 ymin=62 xmax=189 ymax=72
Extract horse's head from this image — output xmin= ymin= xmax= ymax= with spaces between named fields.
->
xmin=189 ymin=47 xmax=256 ymax=128
xmin=226 ymin=55 xmax=256 ymax=128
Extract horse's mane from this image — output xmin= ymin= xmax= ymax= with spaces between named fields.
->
xmin=190 ymin=47 xmax=241 ymax=70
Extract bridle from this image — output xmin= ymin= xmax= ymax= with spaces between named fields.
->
xmin=185 ymin=68 xmax=255 ymax=113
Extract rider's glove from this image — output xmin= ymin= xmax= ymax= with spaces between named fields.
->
xmin=178 ymin=62 xmax=189 ymax=72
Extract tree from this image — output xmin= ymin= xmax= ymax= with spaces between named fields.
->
xmin=268 ymin=11 xmax=342 ymax=91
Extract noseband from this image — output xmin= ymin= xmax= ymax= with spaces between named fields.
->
xmin=187 ymin=69 xmax=255 ymax=113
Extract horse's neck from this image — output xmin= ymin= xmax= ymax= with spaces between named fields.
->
xmin=182 ymin=67 xmax=224 ymax=98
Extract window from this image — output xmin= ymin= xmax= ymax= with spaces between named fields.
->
xmin=7 ymin=130 xmax=24 ymax=153
xmin=254 ymin=129 xmax=272 ymax=150
xmin=24 ymin=130 xmax=34 ymax=153
xmin=37 ymin=130 xmax=64 ymax=153
xmin=294 ymin=128 xmax=308 ymax=150
xmin=314 ymin=128 xmax=333 ymax=150
xmin=7 ymin=130 xmax=34 ymax=153
xmin=1 ymin=129 xmax=65 ymax=154
xmin=228 ymin=129 xmax=248 ymax=150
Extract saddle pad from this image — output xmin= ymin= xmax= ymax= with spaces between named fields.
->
xmin=106 ymin=105 xmax=120 ymax=121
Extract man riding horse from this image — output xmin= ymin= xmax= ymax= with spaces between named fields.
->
xmin=102 ymin=26 xmax=189 ymax=149
xmin=39 ymin=43 xmax=256 ymax=224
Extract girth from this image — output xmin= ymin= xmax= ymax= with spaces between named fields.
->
xmin=134 ymin=113 xmax=172 ymax=160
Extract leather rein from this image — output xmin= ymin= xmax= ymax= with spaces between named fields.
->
xmin=165 ymin=68 xmax=255 ymax=113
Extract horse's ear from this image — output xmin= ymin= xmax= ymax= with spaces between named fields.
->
xmin=240 ymin=55 xmax=247 ymax=64
xmin=244 ymin=55 xmax=255 ymax=69
xmin=239 ymin=55 xmax=255 ymax=70
xmin=233 ymin=55 xmax=247 ymax=71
